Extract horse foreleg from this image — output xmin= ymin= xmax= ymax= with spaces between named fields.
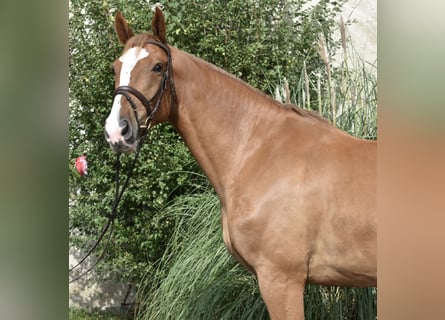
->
xmin=257 ymin=268 xmax=306 ymax=320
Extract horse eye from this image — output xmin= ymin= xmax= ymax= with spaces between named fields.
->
xmin=152 ymin=63 xmax=163 ymax=73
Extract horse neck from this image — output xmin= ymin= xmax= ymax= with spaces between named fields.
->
xmin=168 ymin=48 xmax=282 ymax=197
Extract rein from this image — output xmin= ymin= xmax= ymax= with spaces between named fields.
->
xmin=69 ymin=39 xmax=175 ymax=283
xmin=69 ymin=150 xmax=143 ymax=283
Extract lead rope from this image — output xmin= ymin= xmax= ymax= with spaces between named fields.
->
xmin=69 ymin=130 xmax=149 ymax=283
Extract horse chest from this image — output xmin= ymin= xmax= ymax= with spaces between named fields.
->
xmin=221 ymin=205 xmax=247 ymax=256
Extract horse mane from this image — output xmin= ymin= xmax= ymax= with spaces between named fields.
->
xmin=123 ymin=32 xmax=154 ymax=50
xmin=281 ymin=104 xmax=330 ymax=124
xmin=185 ymin=52 xmax=330 ymax=125
xmin=124 ymin=34 xmax=329 ymax=125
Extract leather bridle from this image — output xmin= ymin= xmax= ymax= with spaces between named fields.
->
xmin=113 ymin=40 xmax=176 ymax=133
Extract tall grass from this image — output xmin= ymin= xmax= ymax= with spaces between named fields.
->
xmin=276 ymin=23 xmax=377 ymax=141
xmin=136 ymin=23 xmax=377 ymax=320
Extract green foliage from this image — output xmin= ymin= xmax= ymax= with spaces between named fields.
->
xmin=69 ymin=308 xmax=129 ymax=320
xmin=165 ymin=0 xmax=346 ymax=93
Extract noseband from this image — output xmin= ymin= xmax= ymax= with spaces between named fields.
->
xmin=113 ymin=40 xmax=175 ymax=132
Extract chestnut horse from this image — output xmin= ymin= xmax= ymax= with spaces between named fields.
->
xmin=105 ymin=8 xmax=376 ymax=319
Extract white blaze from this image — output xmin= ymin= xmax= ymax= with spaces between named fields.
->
xmin=105 ymin=47 xmax=149 ymax=143
xmin=118 ymin=47 xmax=150 ymax=86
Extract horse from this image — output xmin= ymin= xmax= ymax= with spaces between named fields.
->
xmin=104 ymin=8 xmax=376 ymax=319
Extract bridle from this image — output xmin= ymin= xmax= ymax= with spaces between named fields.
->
xmin=69 ymin=39 xmax=175 ymax=283
xmin=113 ymin=40 xmax=176 ymax=133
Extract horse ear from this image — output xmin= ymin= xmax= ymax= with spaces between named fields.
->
xmin=151 ymin=7 xmax=167 ymax=44
xmin=114 ymin=11 xmax=134 ymax=45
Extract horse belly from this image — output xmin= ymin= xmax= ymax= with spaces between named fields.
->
xmin=225 ymin=193 xmax=316 ymax=279
xmin=307 ymin=220 xmax=377 ymax=287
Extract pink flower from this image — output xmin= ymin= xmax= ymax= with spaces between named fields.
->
xmin=75 ymin=155 xmax=88 ymax=176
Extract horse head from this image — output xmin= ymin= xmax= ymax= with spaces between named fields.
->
xmin=105 ymin=8 xmax=175 ymax=153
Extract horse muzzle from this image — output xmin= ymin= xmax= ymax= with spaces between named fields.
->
xmin=104 ymin=117 xmax=138 ymax=153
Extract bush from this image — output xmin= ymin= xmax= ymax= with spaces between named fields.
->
xmin=69 ymin=308 xmax=129 ymax=320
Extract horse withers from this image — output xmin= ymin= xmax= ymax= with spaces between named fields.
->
xmin=104 ymin=8 xmax=376 ymax=319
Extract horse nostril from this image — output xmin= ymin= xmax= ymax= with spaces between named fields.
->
xmin=120 ymin=119 xmax=135 ymax=142
xmin=120 ymin=119 xmax=130 ymax=136
xmin=104 ymin=129 xmax=110 ymax=140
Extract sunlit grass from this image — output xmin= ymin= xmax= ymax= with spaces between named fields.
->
xmin=69 ymin=308 xmax=129 ymax=320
